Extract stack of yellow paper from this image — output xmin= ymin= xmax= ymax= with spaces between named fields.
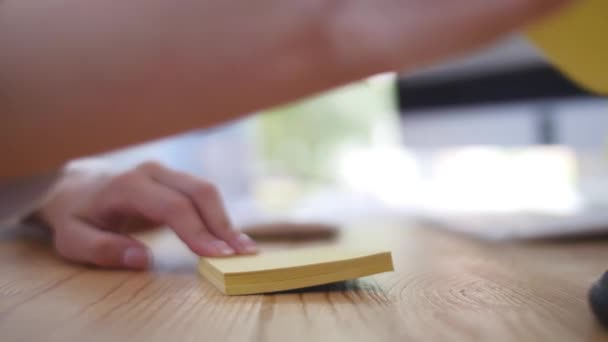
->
xmin=198 ymin=246 xmax=394 ymax=295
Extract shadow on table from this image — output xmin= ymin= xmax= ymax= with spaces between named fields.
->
xmin=266 ymin=278 xmax=392 ymax=304
xmin=275 ymin=280 xmax=362 ymax=294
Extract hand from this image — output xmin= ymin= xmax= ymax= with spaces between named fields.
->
xmin=34 ymin=161 xmax=257 ymax=270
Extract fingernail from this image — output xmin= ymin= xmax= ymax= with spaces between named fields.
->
xmin=237 ymin=233 xmax=258 ymax=253
xmin=123 ymin=247 xmax=150 ymax=269
xmin=212 ymin=240 xmax=235 ymax=256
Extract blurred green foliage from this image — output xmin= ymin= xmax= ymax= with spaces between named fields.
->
xmin=256 ymin=75 xmax=398 ymax=181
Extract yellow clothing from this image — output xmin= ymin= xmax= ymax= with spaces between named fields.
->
xmin=527 ymin=0 xmax=607 ymax=95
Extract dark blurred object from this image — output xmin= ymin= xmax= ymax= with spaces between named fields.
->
xmin=241 ymin=222 xmax=338 ymax=242
xmin=398 ymin=65 xmax=594 ymax=111
xmin=590 ymin=271 xmax=608 ymax=328
xmin=398 ymin=36 xmax=600 ymax=112
xmin=397 ymin=36 xmax=602 ymax=145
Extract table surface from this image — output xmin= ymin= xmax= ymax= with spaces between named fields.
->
xmin=2 ymin=221 xmax=608 ymax=342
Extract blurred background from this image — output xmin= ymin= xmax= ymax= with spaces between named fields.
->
xmin=98 ymin=33 xmax=608 ymax=239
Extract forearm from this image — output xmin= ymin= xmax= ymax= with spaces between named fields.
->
xmin=0 ymin=0 xmax=355 ymax=181
xmin=0 ymin=0 xmax=572 ymax=182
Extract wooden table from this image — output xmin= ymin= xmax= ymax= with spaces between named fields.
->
xmin=2 ymin=221 xmax=608 ymax=342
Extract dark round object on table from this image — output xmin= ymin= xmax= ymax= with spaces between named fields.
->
xmin=589 ymin=271 xmax=608 ymax=328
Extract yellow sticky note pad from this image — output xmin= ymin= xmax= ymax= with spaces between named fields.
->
xmin=198 ymin=247 xmax=394 ymax=295
xmin=527 ymin=0 xmax=608 ymax=95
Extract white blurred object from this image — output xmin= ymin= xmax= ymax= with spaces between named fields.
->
xmin=336 ymin=146 xmax=422 ymax=208
xmin=411 ymin=147 xmax=608 ymax=239
xmin=334 ymin=145 xmax=581 ymax=213
xmin=422 ymin=146 xmax=581 ymax=214
xmin=329 ymin=144 xmax=608 ymax=239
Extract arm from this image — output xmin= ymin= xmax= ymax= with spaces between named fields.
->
xmin=0 ymin=0 xmax=572 ymax=181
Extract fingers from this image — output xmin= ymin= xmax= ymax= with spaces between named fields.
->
xmin=70 ymin=161 xmax=256 ymax=259
xmin=128 ymin=177 xmax=239 ymax=257
xmin=101 ymin=167 xmax=245 ymax=257
xmin=53 ymin=219 xmax=151 ymax=270
xmin=144 ymin=164 xmax=257 ymax=254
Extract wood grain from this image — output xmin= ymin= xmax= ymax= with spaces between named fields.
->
xmin=2 ymin=222 xmax=608 ymax=342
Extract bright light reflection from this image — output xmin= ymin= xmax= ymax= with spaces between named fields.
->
xmin=337 ymin=146 xmax=422 ymax=208
xmin=336 ymin=145 xmax=582 ymax=214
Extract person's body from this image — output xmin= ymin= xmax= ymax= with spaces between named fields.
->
xmin=0 ymin=0 xmax=575 ymax=269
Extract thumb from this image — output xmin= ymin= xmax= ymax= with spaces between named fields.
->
xmin=53 ymin=220 xmax=151 ymax=270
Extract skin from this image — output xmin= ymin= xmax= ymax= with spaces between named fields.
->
xmin=1 ymin=0 xmax=574 ymax=269
xmin=0 ymin=0 xmax=573 ymax=181
xmin=35 ymin=161 xmax=257 ymax=269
